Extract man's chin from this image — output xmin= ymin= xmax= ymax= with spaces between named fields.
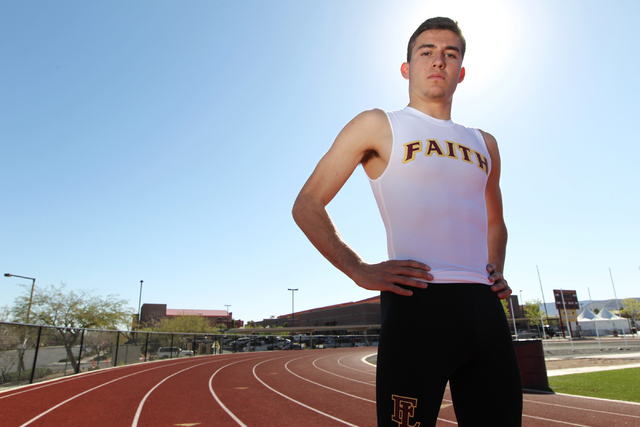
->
xmin=422 ymin=86 xmax=446 ymax=99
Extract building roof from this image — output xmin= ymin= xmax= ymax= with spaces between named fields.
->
xmin=165 ymin=309 xmax=229 ymax=317
xmin=279 ymin=295 xmax=381 ymax=318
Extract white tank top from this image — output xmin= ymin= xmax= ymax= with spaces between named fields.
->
xmin=369 ymin=107 xmax=491 ymax=284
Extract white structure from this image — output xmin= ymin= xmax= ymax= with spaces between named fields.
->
xmin=577 ymin=308 xmax=630 ymax=336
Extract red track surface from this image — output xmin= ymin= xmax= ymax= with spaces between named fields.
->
xmin=2 ymin=347 xmax=640 ymax=426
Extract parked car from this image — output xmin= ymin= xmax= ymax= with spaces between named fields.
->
xmin=157 ymin=347 xmax=194 ymax=359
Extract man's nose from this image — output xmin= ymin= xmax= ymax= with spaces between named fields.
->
xmin=431 ymin=52 xmax=445 ymax=68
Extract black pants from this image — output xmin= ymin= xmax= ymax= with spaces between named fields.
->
xmin=376 ymin=283 xmax=522 ymax=426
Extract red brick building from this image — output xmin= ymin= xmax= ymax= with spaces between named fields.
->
xmin=256 ymin=296 xmax=380 ymax=329
xmin=140 ymin=303 xmax=243 ymax=328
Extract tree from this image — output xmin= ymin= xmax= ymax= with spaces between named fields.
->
xmin=11 ymin=282 xmax=132 ymax=372
xmin=621 ymin=298 xmax=640 ymax=324
xmin=151 ymin=315 xmax=218 ymax=334
xmin=524 ymin=299 xmax=545 ymax=327
xmin=501 ymin=299 xmax=510 ymax=318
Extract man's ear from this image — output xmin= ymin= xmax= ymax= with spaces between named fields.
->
xmin=401 ymin=62 xmax=410 ymax=80
xmin=458 ymin=66 xmax=465 ymax=83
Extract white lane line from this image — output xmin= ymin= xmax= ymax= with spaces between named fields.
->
xmin=524 ymin=396 xmax=640 ymax=419
xmin=208 ymin=354 xmax=276 ymax=427
xmin=252 ymin=356 xmax=360 ymax=426
xmin=361 ymin=354 xmax=377 ymax=368
xmin=312 ymin=355 xmax=375 ymax=387
xmin=285 ymin=356 xmax=375 ymax=403
xmin=18 ymin=361 xmax=186 ymax=427
xmin=0 ymin=355 xmax=207 ymax=400
xmin=522 ymin=415 xmax=589 ymax=426
xmin=336 ymin=354 xmax=376 ymax=376
xmin=132 ymin=360 xmax=220 ymax=427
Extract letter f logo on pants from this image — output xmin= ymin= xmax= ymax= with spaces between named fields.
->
xmin=391 ymin=395 xmax=421 ymax=427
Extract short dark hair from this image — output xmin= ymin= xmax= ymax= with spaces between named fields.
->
xmin=407 ymin=17 xmax=466 ymax=62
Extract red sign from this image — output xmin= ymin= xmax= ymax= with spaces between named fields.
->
xmin=553 ymin=289 xmax=579 ymax=310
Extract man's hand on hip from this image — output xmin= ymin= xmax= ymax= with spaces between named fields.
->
xmin=487 ymin=263 xmax=511 ymax=299
xmin=351 ymin=259 xmax=433 ymax=296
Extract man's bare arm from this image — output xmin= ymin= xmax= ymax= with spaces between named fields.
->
xmin=481 ymin=130 xmax=511 ymax=300
xmin=292 ymin=110 xmax=433 ymax=296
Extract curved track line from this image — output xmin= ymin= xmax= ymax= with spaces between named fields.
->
xmin=522 ymin=415 xmax=588 ymax=426
xmin=312 ymin=355 xmax=375 ymax=387
xmin=252 ymin=356 xmax=359 ymax=426
xmin=336 ymin=354 xmax=376 ymax=376
xmin=0 ymin=356 xmax=201 ymax=400
xmin=523 ymin=397 xmax=640 ymax=419
xmin=131 ymin=359 xmax=220 ymax=427
xmin=285 ymin=356 xmax=375 ymax=403
xmin=18 ymin=361 xmax=183 ymax=427
xmin=208 ymin=354 xmax=273 ymax=427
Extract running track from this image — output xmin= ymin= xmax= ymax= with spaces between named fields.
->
xmin=2 ymin=347 xmax=639 ymax=426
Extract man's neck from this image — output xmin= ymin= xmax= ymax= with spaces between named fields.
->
xmin=407 ymin=98 xmax=453 ymax=121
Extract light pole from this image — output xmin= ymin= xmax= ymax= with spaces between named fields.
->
xmin=137 ymin=280 xmax=143 ymax=330
xmin=519 ymin=290 xmax=523 ymax=312
xmin=225 ymin=305 xmax=231 ymax=330
xmin=4 ymin=274 xmax=36 ymax=324
xmin=288 ymin=288 xmax=298 ymax=328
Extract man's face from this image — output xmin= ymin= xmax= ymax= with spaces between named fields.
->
xmin=401 ymin=29 xmax=465 ymax=102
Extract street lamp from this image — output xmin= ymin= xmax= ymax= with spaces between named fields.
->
xmin=288 ymin=289 xmax=298 ymax=328
xmin=225 ymin=305 xmax=231 ymax=330
xmin=137 ymin=280 xmax=144 ymax=330
xmin=4 ymin=274 xmax=36 ymax=324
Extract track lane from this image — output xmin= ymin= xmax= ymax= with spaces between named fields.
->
xmin=4 ymin=347 xmax=640 ymax=426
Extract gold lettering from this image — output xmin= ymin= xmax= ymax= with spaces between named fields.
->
xmin=403 ymin=141 xmax=422 ymax=163
xmin=474 ymin=151 xmax=489 ymax=175
xmin=391 ymin=395 xmax=421 ymax=427
xmin=425 ymin=139 xmax=445 ymax=157
xmin=456 ymin=144 xmax=473 ymax=164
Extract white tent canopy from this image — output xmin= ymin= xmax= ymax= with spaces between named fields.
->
xmin=577 ymin=308 xmax=629 ymax=333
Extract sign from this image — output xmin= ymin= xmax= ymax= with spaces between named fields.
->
xmin=553 ymin=289 xmax=579 ymax=310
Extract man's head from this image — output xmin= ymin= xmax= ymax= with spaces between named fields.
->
xmin=407 ymin=17 xmax=466 ymax=63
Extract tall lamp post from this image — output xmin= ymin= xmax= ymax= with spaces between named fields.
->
xmin=137 ymin=280 xmax=144 ymax=330
xmin=287 ymin=288 xmax=298 ymax=328
xmin=4 ymin=274 xmax=36 ymax=323
xmin=225 ymin=305 xmax=231 ymax=330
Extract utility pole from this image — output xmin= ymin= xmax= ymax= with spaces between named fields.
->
xmin=287 ymin=289 xmax=298 ymax=328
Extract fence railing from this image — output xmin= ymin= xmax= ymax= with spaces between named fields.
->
xmin=0 ymin=322 xmax=379 ymax=389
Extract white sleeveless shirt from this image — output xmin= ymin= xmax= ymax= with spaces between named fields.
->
xmin=369 ymin=107 xmax=492 ymax=285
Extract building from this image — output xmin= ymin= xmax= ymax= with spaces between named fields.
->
xmin=256 ymin=296 xmax=381 ymax=330
xmin=139 ymin=303 xmax=243 ymax=328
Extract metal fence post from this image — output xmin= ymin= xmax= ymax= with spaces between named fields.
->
xmin=76 ymin=329 xmax=86 ymax=374
xmin=170 ymin=334 xmax=174 ymax=359
xmin=113 ymin=332 xmax=121 ymax=366
xmin=29 ymin=326 xmax=43 ymax=384
xmin=143 ymin=332 xmax=149 ymax=362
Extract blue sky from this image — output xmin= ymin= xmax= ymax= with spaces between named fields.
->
xmin=2 ymin=0 xmax=639 ymax=324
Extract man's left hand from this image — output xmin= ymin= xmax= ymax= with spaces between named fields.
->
xmin=487 ymin=263 xmax=511 ymax=300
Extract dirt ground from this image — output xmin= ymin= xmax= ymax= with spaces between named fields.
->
xmin=545 ymin=358 xmax=640 ymax=370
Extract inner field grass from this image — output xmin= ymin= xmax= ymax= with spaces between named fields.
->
xmin=548 ymin=368 xmax=640 ymax=403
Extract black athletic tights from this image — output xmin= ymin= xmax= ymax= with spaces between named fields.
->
xmin=376 ymin=283 xmax=523 ymax=426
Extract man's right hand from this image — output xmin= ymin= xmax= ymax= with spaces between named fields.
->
xmin=350 ymin=259 xmax=433 ymax=296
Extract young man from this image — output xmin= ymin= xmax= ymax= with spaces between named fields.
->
xmin=292 ymin=17 xmax=522 ymax=426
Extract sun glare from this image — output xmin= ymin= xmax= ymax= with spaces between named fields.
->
xmin=399 ymin=0 xmax=524 ymax=100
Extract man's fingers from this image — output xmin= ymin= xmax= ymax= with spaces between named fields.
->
xmin=386 ymin=284 xmax=415 ymax=296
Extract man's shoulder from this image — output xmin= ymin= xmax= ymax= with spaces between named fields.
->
xmin=352 ymin=108 xmax=389 ymax=125
xmin=341 ymin=109 xmax=391 ymax=142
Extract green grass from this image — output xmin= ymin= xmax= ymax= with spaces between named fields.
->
xmin=548 ymin=368 xmax=640 ymax=403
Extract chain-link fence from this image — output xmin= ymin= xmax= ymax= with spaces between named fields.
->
xmin=0 ymin=322 xmax=379 ymax=389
